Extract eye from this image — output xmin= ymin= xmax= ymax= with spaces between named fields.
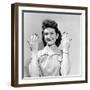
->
xmin=50 ymin=32 xmax=54 ymax=35
xmin=44 ymin=32 xmax=48 ymax=35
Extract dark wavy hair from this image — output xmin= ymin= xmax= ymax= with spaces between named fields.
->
xmin=42 ymin=19 xmax=62 ymax=47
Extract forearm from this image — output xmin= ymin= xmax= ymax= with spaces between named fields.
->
xmin=61 ymin=32 xmax=71 ymax=76
xmin=29 ymin=52 xmax=40 ymax=77
xmin=61 ymin=50 xmax=70 ymax=76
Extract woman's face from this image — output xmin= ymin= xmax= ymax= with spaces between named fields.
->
xmin=43 ymin=28 xmax=59 ymax=46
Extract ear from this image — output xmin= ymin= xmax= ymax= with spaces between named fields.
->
xmin=56 ymin=33 xmax=59 ymax=39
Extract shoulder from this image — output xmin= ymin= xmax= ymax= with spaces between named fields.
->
xmin=37 ymin=48 xmax=47 ymax=57
xmin=56 ymin=48 xmax=63 ymax=56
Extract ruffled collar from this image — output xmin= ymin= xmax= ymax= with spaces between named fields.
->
xmin=38 ymin=45 xmax=62 ymax=56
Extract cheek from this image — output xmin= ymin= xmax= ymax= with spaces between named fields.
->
xmin=44 ymin=35 xmax=47 ymax=40
xmin=52 ymin=35 xmax=57 ymax=40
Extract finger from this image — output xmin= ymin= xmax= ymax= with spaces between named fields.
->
xmin=30 ymin=35 xmax=33 ymax=41
xmin=62 ymin=32 xmax=68 ymax=37
xmin=62 ymin=35 xmax=67 ymax=40
xmin=69 ymin=38 xmax=72 ymax=41
xmin=29 ymin=46 xmax=32 ymax=51
xmin=63 ymin=32 xmax=66 ymax=34
xmin=30 ymin=35 xmax=35 ymax=43
xmin=35 ymin=33 xmax=38 ymax=37
xmin=62 ymin=38 xmax=70 ymax=43
xmin=62 ymin=32 xmax=71 ymax=40
xmin=32 ymin=34 xmax=37 ymax=41
xmin=35 ymin=33 xmax=39 ymax=39
xmin=33 ymin=34 xmax=38 ymax=40
xmin=27 ymin=40 xmax=30 ymax=46
xmin=63 ymin=32 xmax=68 ymax=35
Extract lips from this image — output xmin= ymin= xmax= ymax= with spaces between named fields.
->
xmin=46 ymin=38 xmax=53 ymax=41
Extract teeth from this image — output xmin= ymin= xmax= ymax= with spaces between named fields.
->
xmin=47 ymin=39 xmax=51 ymax=41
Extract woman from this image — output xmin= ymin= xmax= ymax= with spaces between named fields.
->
xmin=28 ymin=19 xmax=71 ymax=77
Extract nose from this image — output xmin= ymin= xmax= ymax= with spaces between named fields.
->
xmin=47 ymin=33 xmax=51 ymax=38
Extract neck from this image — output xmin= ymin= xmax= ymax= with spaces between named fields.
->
xmin=47 ymin=44 xmax=58 ymax=51
xmin=46 ymin=44 xmax=61 ymax=54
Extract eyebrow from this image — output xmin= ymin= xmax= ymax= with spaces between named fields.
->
xmin=44 ymin=31 xmax=54 ymax=33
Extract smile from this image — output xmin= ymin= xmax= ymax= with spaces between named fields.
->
xmin=47 ymin=38 xmax=52 ymax=41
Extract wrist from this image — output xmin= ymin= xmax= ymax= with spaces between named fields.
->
xmin=31 ymin=51 xmax=38 ymax=56
xmin=32 ymin=51 xmax=38 ymax=54
xmin=63 ymin=48 xmax=69 ymax=54
xmin=31 ymin=52 xmax=38 ymax=62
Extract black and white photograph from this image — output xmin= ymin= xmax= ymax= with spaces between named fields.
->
xmin=11 ymin=3 xmax=88 ymax=87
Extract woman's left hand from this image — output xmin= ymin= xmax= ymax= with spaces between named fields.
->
xmin=61 ymin=32 xmax=72 ymax=51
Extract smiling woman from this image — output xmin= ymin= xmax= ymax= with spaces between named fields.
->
xmin=42 ymin=19 xmax=62 ymax=47
xmin=28 ymin=19 xmax=71 ymax=77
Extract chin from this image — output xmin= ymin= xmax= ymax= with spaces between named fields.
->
xmin=47 ymin=43 xmax=55 ymax=46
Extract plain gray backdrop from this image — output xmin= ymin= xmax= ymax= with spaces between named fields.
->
xmin=23 ymin=12 xmax=82 ymax=77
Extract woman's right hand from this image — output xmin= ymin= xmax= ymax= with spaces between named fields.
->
xmin=27 ymin=33 xmax=39 ymax=53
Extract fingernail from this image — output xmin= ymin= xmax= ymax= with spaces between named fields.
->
xmin=63 ymin=32 xmax=65 ymax=34
xmin=70 ymin=39 xmax=72 ymax=41
xmin=35 ymin=33 xmax=38 ymax=36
